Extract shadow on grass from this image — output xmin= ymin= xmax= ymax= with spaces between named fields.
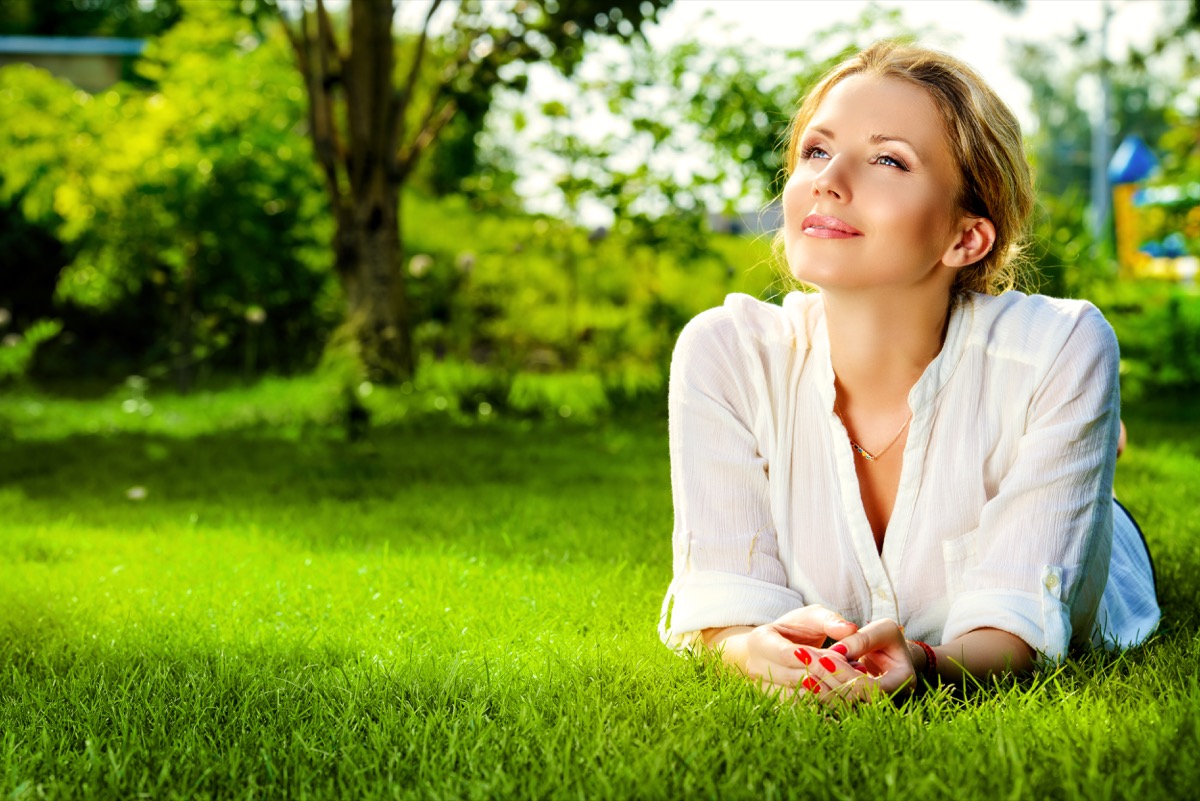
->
xmin=4 ymin=409 xmax=1198 ymax=634
xmin=1 ymin=421 xmax=667 ymax=499
xmin=0 ymin=420 xmax=673 ymax=570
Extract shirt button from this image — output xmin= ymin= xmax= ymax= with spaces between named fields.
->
xmin=1045 ymin=574 xmax=1060 ymax=590
xmin=875 ymin=588 xmax=890 ymax=601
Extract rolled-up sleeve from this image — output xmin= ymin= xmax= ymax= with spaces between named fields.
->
xmin=659 ymin=307 xmax=803 ymax=649
xmin=942 ymin=305 xmax=1120 ymax=660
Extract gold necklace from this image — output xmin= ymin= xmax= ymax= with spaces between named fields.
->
xmin=834 ymin=400 xmax=913 ymax=463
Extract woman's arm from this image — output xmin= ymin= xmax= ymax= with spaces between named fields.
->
xmin=926 ymin=627 xmax=1035 ymax=682
xmin=788 ymin=621 xmax=1036 ymax=706
xmin=939 ymin=304 xmax=1121 ymax=661
xmin=660 ymin=305 xmax=806 ymax=647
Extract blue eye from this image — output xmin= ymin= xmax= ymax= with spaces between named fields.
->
xmin=801 ymin=145 xmax=830 ymax=160
xmin=875 ymin=154 xmax=908 ymax=170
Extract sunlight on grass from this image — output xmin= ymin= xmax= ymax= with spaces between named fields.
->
xmin=2 ymin=380 xmax=1198 ymax=799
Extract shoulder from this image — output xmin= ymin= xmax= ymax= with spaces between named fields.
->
xmin=968 ymin=291 xmax=1117 ymax=364
xmin=670 ymin=292 xmax=820 ymax=416
xmin=675 ymin=291 xmax=820 ymax=356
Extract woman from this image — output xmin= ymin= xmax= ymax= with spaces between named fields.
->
xmin=659 ymin=41 xmax=1160 ymax=706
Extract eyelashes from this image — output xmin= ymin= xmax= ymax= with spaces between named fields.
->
xmin=875 ymin=154 xmax=909 ymax=170
xmin=799 ymin=143 xmax=909 ymax=172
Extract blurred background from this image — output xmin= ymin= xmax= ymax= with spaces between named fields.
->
xmin=1 ymin=0 xmax=1198 ymax=430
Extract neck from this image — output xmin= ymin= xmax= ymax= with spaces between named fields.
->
xmin=822 ymin=287 xmax=953 ymax=413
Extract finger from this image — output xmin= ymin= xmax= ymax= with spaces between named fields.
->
xmin=860 ymin=653 xmax=887 ymax=675
xmin=792 ymin=645 xmax=849 ymax=675
xmin=795 ymin=647 xmax=856 ymax=687
xmin=774 ymin=605 xmax=858 ymax=643
xmin=874 ymin=664 xmax=918 ymax=695
xmin=818 ymin=659 xmax=891 ymax=707
xmin=758 ymin=628 xmax=827 ymax=669
xmin=830 ymin=618 xmax=905 ymax=661
xmin=812 ymin=606 xmax=859 ymax=641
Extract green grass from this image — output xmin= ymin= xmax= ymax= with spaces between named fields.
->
xmin=1 ymin=379 xmax=1198 ymax=800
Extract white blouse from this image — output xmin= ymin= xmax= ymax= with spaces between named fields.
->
xmin=660 ymin=291 xmax=1160 ymax=659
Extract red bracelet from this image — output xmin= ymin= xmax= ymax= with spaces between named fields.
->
xmin=910 ymin=639 xmax=938 ymax=682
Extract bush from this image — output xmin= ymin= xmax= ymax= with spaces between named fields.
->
xmin=0 ymin=318 xmax=61 ymax=383
xmin=402 ymin=192 xmax=778 ymax=406
xmin=1089 ymin=280 xmax=1200 ymax=400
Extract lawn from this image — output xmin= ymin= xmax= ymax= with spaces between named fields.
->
xmin=1 ymin=379 xmax=1198 ymax=800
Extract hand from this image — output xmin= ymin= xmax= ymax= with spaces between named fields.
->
xmin=794 ymin=618 xmax=917 ymax=707
xmin=708 ymin=605 xmax=858 ymax=690
xmin=840 ymin=619 xmax=919 ymax=694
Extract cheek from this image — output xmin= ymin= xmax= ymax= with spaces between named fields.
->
xmin=781 ymin=172 xmax=811 ymax=229
xmin=876 ymin=189 xmax=951 ymax=242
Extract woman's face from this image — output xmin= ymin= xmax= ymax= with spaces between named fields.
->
xmin=782 ymin=74 xmax=967 ymax=293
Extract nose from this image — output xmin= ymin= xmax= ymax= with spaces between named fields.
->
xmin=811 ymin=157 xmax=848 ymax=201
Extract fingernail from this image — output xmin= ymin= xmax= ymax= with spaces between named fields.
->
xmin=830 ymin=643 xmax=849 ymax=656
xmin=819 ymin=657 xmax=837 ymax=672
xmin=850 ymin=661 xmax=867 ymax=673
xmin=802 ymin=677 xmax=820 ymax=693
xmin=795 ymin=648 xmax=812 ymax=666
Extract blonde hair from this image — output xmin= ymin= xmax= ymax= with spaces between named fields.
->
xmin=781 ymin=41 xmax=1035 ymax=296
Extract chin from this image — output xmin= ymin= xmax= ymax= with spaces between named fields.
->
xmin=789 ymin=260 xmax=846 ymax=290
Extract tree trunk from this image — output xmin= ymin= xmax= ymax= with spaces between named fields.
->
xmin=284 ymin=0 xmax=451 ymax=383
xmin=332 ymin=184 xmax=413 ymax=382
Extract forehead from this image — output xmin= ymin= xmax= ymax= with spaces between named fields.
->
xmin=807 ymin=74 xmax=950 ymax=158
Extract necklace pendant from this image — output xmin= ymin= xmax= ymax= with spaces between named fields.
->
xmin=851 ymin=441 xmax=877 ymax=461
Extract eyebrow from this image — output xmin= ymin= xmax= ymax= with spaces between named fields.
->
xmin=809 ymin=126 xmax=923 ymax=157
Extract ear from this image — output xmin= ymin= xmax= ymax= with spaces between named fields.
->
xmin=943 ymin=216 xmax=996 ymax=269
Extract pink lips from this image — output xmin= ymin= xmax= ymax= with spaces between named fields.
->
xmin=802 ymin=214 xmax=863 ymax=239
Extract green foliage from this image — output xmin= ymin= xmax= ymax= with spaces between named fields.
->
xmin=0 ymin=318 xmax=61 ymax=383
xmin=1139 ymin=103 xmax=1200 ymax=260
xmin=510 ymin=6 xmax=916 ymax=227
xmin=1012 ymin=12 xmax=1200 ymax=401
xmin=407 ymin=0 xmax=674 ymax=199
xmin=402 ymin=192 xmax=778 ymax=407
xmin=1027 ymin=187 xmax=1103 ymax=297
xmin=1013 ymin=38 xmax=1173 ymax=204
xmin=0 ymin=0 xmax=181 ymax=38
xmin=507 ymin=371 xmax=609 ymax=421
xmin=0 ymin=0 xmax=337 ymax=380
xmin=1088 ymin=281 xmax=1200 ymax=400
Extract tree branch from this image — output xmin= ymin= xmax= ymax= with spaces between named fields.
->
xmin=396 ymin=98 xmax=458 ymax=182
xmin=282 ymin=2 xmax=345 ymax=210
xmin=390 ymin=0 xmax=446 ymax=161
xmin=315 ymin=0 xmax=344 ymax=81
xmin=401 ymin=0 xmax=445 ymax=108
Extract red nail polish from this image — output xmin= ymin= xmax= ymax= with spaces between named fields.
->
xmin=803 ymin=677 xmax=820 ymax=693
xmin=851 ymin=661 xmax=867 ymax=673
xmin=795 ymin=648 xmax=812 ymax=666
xmin=819 ymin=657 xmax=837 ymax=672
xmin=831 ymin=643 xmax=849 ymax=656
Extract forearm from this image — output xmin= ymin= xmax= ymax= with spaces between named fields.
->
xmin=700 ymin=626 xmax=756 ymax=670
xmin=918 ymin=627 xmax=1036 ymax=684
